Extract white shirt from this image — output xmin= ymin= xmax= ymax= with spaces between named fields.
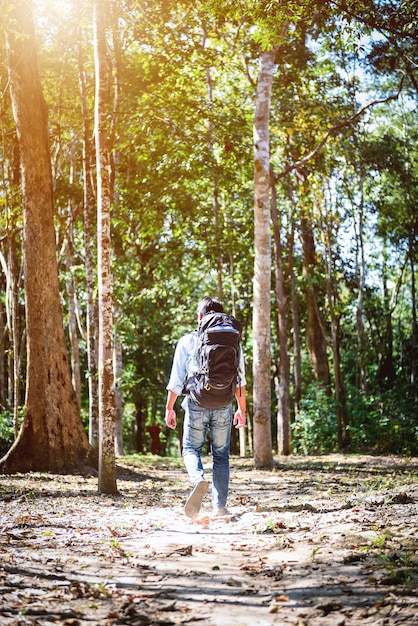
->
xmin=166 ymin=330 xmax=246 ymax=400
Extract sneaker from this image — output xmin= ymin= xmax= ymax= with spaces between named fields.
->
xmin=184 ymin=480 xmax=209 ymax=518
xmin=213 ymin=507 xmax=230 ymax=517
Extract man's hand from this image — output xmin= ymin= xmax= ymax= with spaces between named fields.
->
xmin=233 ymin=409 xmax=246 ymax=429
xmin=165 ymin=408 xmax=177 ymax=430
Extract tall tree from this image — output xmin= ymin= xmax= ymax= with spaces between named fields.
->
xmin=252 ymin=49 xmax=276 ymax=469
xmin=271 ymin=177 xmax=291 ymax=456
xmin=318 ymin=193 xmax=350 ymax=448
xmin=77 ymin=19 xmax=99 ymax=450
xmin=93 ymin=0 xmax=117 ymax=494
xmin=0 ymin=231 xmax=23 ymax=438
xmin=300 ymin=209 xmax=331 ymax=392
xmin=0 ymin=0 xmax=94 ymax=474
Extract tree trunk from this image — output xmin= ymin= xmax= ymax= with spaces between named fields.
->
xmin=65 ymin=237 xmax=81 ymax=410
xmin=0 ymin=236 xmax=24 ymax=437
xmin=113 ymin=331 xmax=124 ymax=456
xmin=271 ymin=178 xmax=291 ymax=456
xmin=0 ymin=292 xmax=5 ymax=413
xmin=65 ymin=170 xmax=81 ymax=410
xmin=0 ymin=132 xmax=24 ymax=436
xmin=271 ymin=198 xmax=291 ymax=457
xmin=300 ymin=213 xmax=331 ymax=392
xmin=213 ymin=181 xmax=224 ymax=301
xmin=77 ymin=25 xmax=99 ymax=450
xmin=94 ymin=0 xmax=117 ymax=494
xmin=377 ymin=238 xmax=396 ymax=389
xmin=409 ymin=229 xmax=417 ymax=397
xmin=253 ymin=49 xmax=275 ymax=469
xmin=355 ymin=174 xmax=368 ymax=392
xmin=203 ymin=41 xmax=223 ymax=302
xmin=1 ymin=0 xmax=95 ymax=474
xmin=288 ymin=217 xmax=302 ymax=418
xmin=318 ymin=199 xmax=350 ymax=449
xmin=135 ymin=397 xmax=146 ymax=453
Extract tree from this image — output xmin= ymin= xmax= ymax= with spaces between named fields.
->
xmin=271 ymin=177 xmax=291 ymax=456
xmin=300 ymin=207 xmax=331 ymax=391
xmin=252 ymin=49 xmax=276 ymax=469
xmin=0 ymin=0 xmax=95 ymax=474
xmin=93 ymin=0 xmax=117 ymax=494
xmin=1 ymin=0 xmax=416 ymax=461
xmin=77 ymin=14 xmax=99 ymax=450
xmin=318 ymin=191 xmax=350 ymax=448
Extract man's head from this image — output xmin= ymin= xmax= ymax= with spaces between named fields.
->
xmin=197 ymin=296 xmax=224 ymax=320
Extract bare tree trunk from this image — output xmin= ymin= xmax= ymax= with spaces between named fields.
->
xmin=113 ymin=330 xmax=124 ymax=456
xmin=65 ymin=236 xmax=81 ymax=409
xmin=283 ymin=179 xmax=302 ymax=417
xmin=253 ymin=49 xmax=275 ymax=469
xmin=78 ymin=18 xmax=99 ymax=450
xmin=0 ymin=126 xmax=24 ymax=436
xmin=288 ymin=218 xmax=302 ymax=417
xmin=300 ymin=213 xmax=331 ymax=392
xmin=0 ymin=239 xmax=23 ymax=437
xmin=109 ymin=3 xmax=125 ymax=454
xmin=271 ymin=178 xmax=291 ymax=456
xmin=377 ymin=238 xmax=396 ymax=389
xmin=213 ymin=181 xmax=223 ymax=301
xmin=225 ymin=215 xmax=245 ymax=455
xmin=94 ymin=0 xmax=117 ymax=494
xmin=1 ymin=0 xmax=94 ymax=474
xmin=0 ymin=293 xmax=6 ymax=412
xmin=65 ymin=151 xmax=81 ymax=409
xmin=135 ymin=398 xmax=146 ymax=453
xmin=203 ymin=40 xmax=223 ymax=301
xmin=0 ymin=112 xmax=7 ymax=412
xmin=355 ymin=174 xmax=368 ymax=392
xmin=409 ymin=229 xmax=417 ymax=397
xmin=318 ymin=198 xmax=350 ymax=449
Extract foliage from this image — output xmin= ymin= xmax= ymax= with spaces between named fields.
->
xmin=349 ymin=385 xmax=418 ymax=456
xmin=292 ymin=382 xmax=418 ymax=457
xmin=0 ymin=0 xmax=417 ymax=459
xmin=291 ymin=386 xmax=339 ymax=455
xmin=0 ymin=411 xmax=14 ymax=457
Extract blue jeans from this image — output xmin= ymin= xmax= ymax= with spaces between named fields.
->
xmin=182 ymin=399 xmax=232 ymax=510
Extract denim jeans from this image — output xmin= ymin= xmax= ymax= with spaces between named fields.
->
xmin=182 ymin=399 xmax=233 ymax=510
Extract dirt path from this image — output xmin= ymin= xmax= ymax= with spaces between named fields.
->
xmin=0 ymin=454 xmax=417 ymax=625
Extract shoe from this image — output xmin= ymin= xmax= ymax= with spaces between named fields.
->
xmin=213 ymin=507 xmax=230 ymax=516
xmin=184 ymin=480 xmax=209 ymax=518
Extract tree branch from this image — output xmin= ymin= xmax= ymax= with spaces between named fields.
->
xmin=273 ymin=78 xmax=404 ymax=181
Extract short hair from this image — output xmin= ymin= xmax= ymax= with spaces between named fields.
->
xmin=197 ymin=296 xmax=224 ymax=317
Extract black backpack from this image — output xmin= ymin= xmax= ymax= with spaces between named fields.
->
xmin=183 ymin=312 xmax=242 ymax=408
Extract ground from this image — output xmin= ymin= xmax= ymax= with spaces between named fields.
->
xmin=0 ymin=454 xmax=417 ymax=626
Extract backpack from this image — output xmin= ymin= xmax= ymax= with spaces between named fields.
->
xmin=183 ymin=312 xmax=242 ymax=409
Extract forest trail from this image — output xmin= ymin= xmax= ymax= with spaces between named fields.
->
xmin=0 ymin=454 xmax=417 ymax=625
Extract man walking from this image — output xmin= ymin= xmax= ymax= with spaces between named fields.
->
xmin=165 ymin=297 xmax=246 ymax=518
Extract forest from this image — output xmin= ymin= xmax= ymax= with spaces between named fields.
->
xmin=0 ymin=0 xmax=417 ymax=478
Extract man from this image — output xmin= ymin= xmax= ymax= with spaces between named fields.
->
xmin=165 ymin=296 xmax=246 ymax=518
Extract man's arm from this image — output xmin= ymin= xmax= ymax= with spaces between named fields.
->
xmin=165 ymin=390 xmax=178 ymax=429
xmin=165 ymin=334 xmax=193 ymax=430
xmin=233 ymin=385 xmax=246 ymax=428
